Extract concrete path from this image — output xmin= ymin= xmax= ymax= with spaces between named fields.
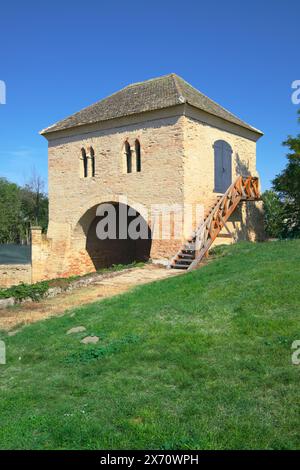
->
xmin=0 ymin=265 xmax=182 ymax=332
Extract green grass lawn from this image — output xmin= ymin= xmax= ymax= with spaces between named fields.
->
xmin=0 ymin=240 xmax=299 ymax=450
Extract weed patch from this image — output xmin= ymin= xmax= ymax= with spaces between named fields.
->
xmin=64 ymin=334 xmax=141 ymax=364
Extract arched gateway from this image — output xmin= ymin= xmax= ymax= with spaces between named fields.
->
xmin=76 ymin=202 xmax=152 ymax=270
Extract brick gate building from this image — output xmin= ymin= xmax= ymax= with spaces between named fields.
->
xmin=31 ymin=74 xmax=264 ymax=282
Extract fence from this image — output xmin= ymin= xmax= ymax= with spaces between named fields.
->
xmin=0 ymin=244 xmax=31 ymax=265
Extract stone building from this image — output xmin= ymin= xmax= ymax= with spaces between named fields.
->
xmin=30 ymin=73 xmax=263 ymax=282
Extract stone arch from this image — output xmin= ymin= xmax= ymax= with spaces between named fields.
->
xmin=73 ymin=198 xmax=152 ymax=270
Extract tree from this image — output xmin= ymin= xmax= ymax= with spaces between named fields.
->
xmin=261 ymin=190 xmax=285 ymax=238
xmin=272 ymin=110 xmax=300 ymax=238
xmin=21 ymin=169 xmax=48 ymax=242
xmin=0 ymin=178 xmax=22 ymax=243
xmin=0 ymin=172 xmax=48 ymax=244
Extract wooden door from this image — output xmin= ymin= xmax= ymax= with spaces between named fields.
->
xmin=214 ymin=140 xmax=232 ymax=193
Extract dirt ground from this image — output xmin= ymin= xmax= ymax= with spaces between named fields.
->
xmin=0 ymin=264 xmax=182 ymax=332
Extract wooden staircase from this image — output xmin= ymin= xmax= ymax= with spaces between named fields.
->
xmin=170 ymin=176 xmax=260 ymax=271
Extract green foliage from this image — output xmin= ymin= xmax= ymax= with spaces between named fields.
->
xmin=21 ymin=186 xmax=48 ymax=235
xmin=0 ymin=281 xmax=49 ymax=301
xmin=0 ymin=175 xmax=48 ymax=244
xmin=0 ymin=178 xmax=23 ymax=243
xmin=261 ymin=190 xmax=285 ymax=238
xmin=271 ymin=110 xmax=300 ymax=238
xmin=65 ymin=334 xmax=141 ymax=364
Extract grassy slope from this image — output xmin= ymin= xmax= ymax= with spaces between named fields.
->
xmin=0 ymin=240 xmax=299 ymax=450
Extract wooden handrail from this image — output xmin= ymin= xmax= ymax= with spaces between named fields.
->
xmin=188 ymin=176 xmax=259 ymax=270
xmin=169 ymin=175 xmax=260 ymax=271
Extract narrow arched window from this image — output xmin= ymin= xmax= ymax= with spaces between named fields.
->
xmin=81 ymin=148 xmax=88 ymax=178
xmin=135 ymin=139 xmax=141 ymax=172
xmin=90 ymin=147 xmax=95 ymax=177
xmin=125 ymin=141 xmax=132 ymax=173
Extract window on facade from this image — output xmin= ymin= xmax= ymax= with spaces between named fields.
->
xmin=90 ymin=147 xmax=95 ymax=177
xmin=135 ymin=139 xmax=141 ymax=172
xmin=125 ymin=141 xmax=132 ymax=173
xmin=81 ymin=148 xmax=88 ymax=178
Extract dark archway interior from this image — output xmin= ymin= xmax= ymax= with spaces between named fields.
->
xmin=86 ymin=203 xmax=152 ymax=270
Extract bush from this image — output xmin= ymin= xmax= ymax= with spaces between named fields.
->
xmin=0 ymin=281 xmax=49 ymax=301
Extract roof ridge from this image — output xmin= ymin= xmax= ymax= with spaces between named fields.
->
xmin=41 ymin=73 xmax=263 ymax=136
xmin=172 ymin=74 xmax=186 ymax=102
xmin=175 ymin=75 xmax=262 ymax=134
xmin=124 ymin=73 xmax=174 ymax=89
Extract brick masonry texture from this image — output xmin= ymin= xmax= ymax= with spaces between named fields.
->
xmin=0 ymin=264 xmax=32 ymax=288
xmin=31 ymin=103 xmax=264 ymax=282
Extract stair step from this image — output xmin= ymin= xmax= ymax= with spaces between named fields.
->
xmin=176 ymin=259 xmax=192 ymax=264
xmin=171 ymin=264 xmax=189 ymax=270
xmin=184 ymin=249 xmax=195 ymax=254
xmin=178 ymin=253 xmax=194 ymax=259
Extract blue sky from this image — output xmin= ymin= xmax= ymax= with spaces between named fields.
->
xmin=0 ymin=0 xmax=299 ymax=191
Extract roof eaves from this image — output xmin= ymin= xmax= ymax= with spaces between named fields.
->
xmin=185 ymin=101 xmax=263 ymax=135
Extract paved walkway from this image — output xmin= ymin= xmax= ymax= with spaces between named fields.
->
xmin=0 ymin=265 xmax=182 ymax=332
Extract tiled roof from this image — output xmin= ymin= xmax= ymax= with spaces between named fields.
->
xmin=41 ymin=74 xmax=262 ymax=135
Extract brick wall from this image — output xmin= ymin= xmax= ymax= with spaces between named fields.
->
xmin=0 ymin=264 xmax=32 ymax=288
xmin=182 ymin=107 xmax=259 ymax=232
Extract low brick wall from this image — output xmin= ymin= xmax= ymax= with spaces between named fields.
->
xmin=0 ymin=264 xmax=32 ymax=288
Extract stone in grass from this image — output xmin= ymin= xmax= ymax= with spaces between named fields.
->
xmin=80 ymin=336 xmax=99 ymax=345
xmin=66 ymin=326 xmax=86 ymax=335
xmin=0 ymin=297 xmax=15 ymax=309
xmin=8 ymin=329 xmax=22 ymax=337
